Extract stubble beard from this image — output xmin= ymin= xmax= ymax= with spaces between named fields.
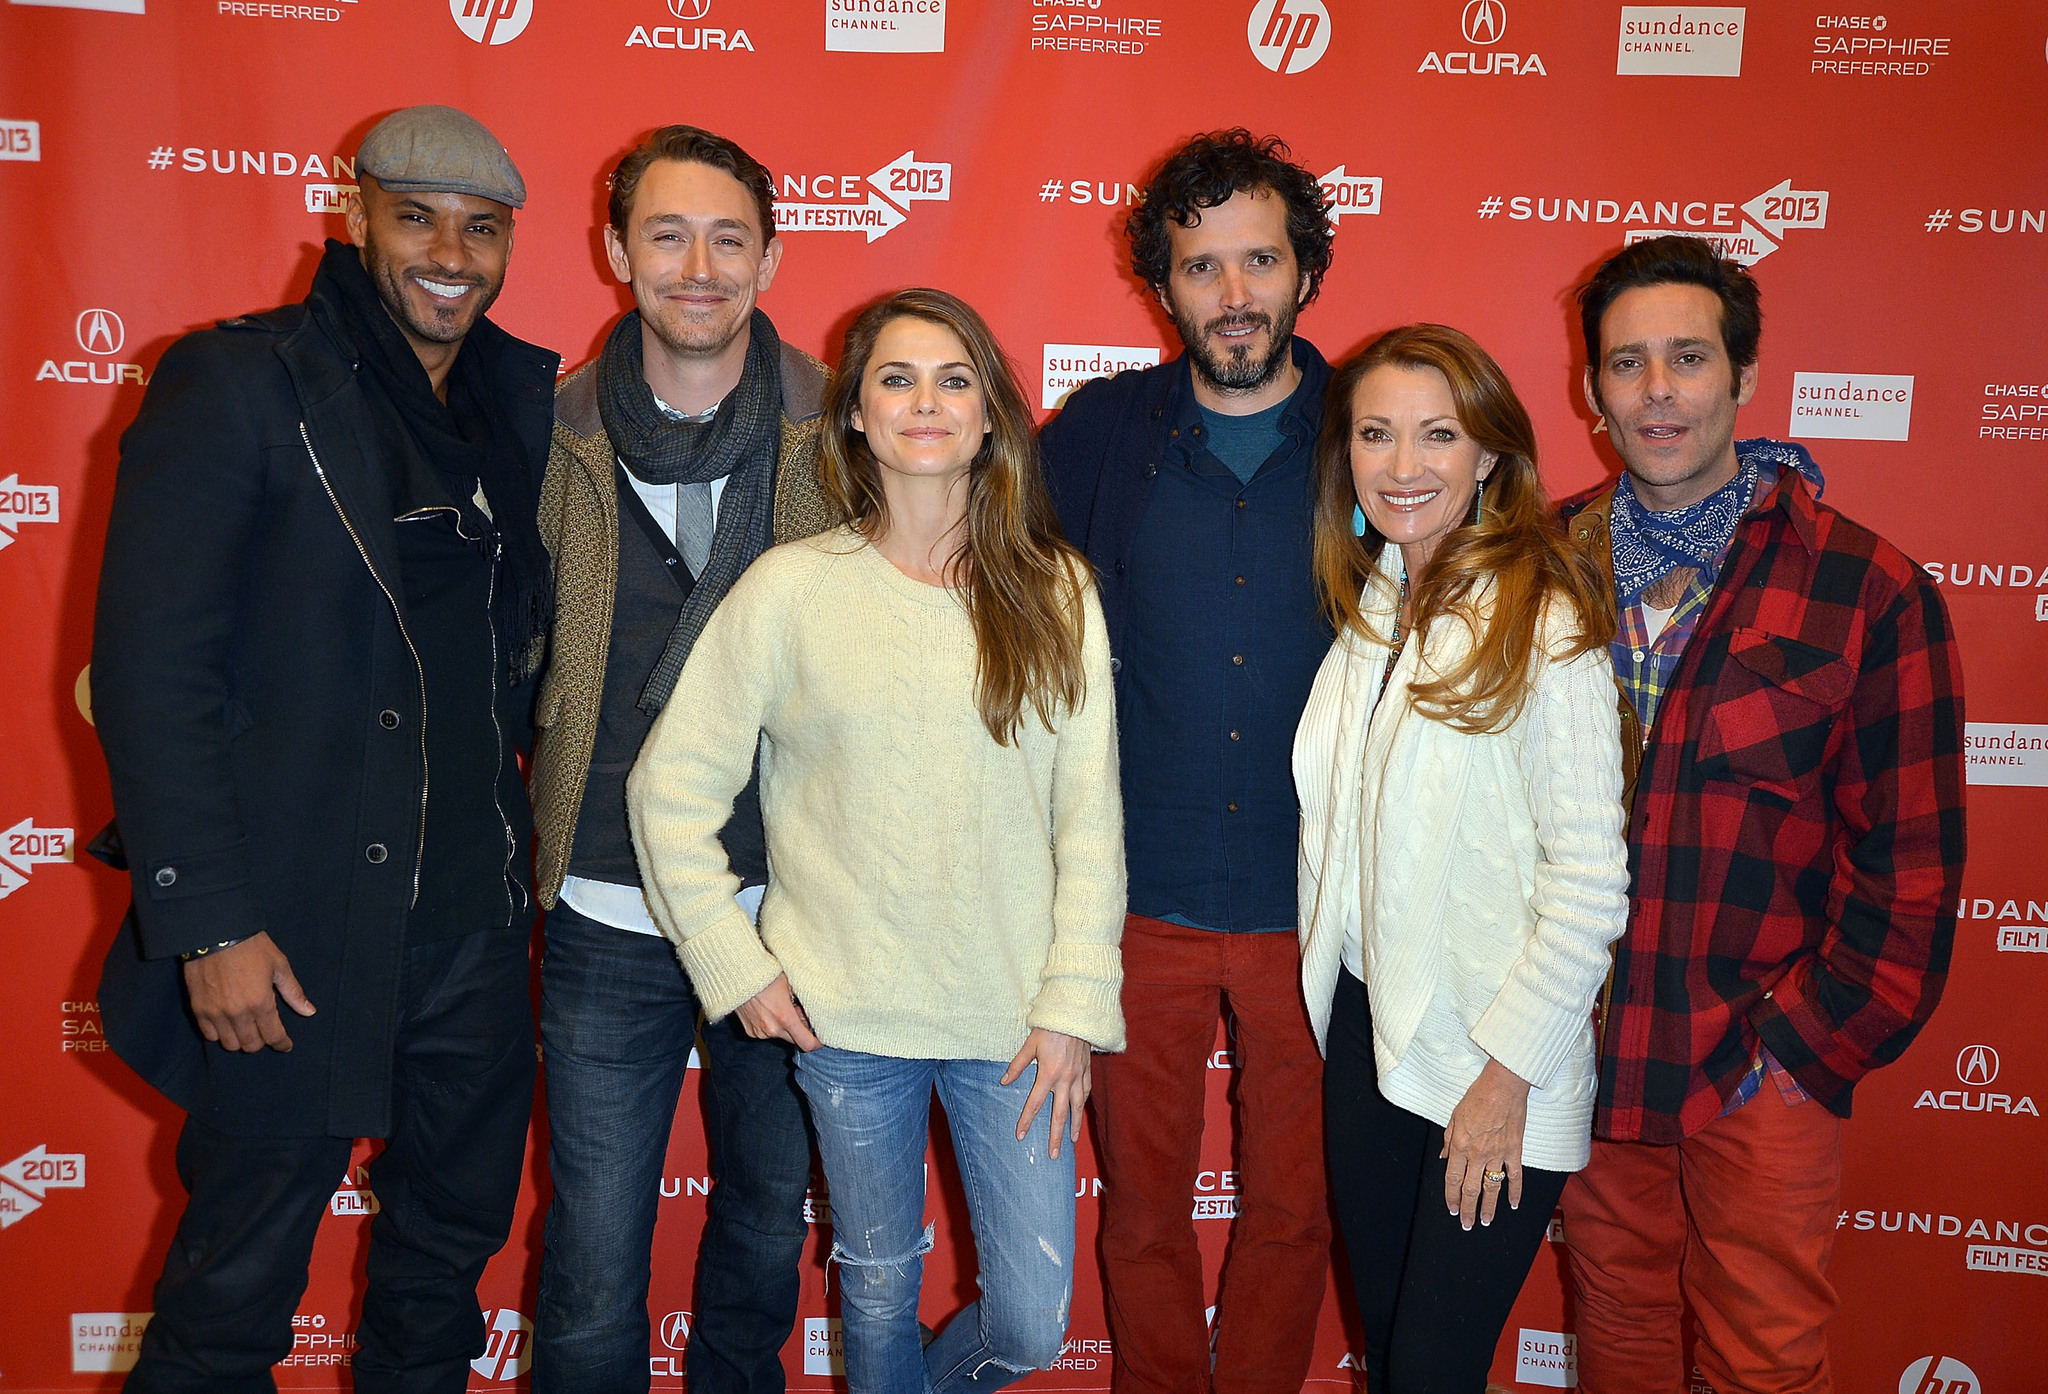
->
xmin=360 ymin=238 xmax=497 ymax=346
xmin=1173 ymin=296 xmax=1298 ymax=396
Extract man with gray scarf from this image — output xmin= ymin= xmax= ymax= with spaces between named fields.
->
xmin=528 ymin=126 xmax=834 ymax=1393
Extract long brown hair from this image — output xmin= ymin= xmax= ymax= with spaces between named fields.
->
xmin=820 ymin=288 xmax=1089 ymax=745
xmin=1311 ymin=324 xmax=1615 ymax=734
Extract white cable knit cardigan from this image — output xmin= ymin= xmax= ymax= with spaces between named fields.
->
xmin=1294 ymin=548 xmax=1629 ymax=1171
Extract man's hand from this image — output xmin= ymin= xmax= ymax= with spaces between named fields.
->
xmin=1442 ymin=1056 xmax=1532 ymax=1230
xmin=736 ymin=973 xmax=820 ymax=1051
xmin=182 ymin=932 xmax=316 ymax=1053
xmin=1003 ymin=1028 xmax=1092 ymax=1160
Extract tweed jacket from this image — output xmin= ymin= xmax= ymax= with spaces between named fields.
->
xmin=1559 ymin=468 xmax=1967 ymax=1142
xmin=530 ymin=341 xmax=835 ymax=908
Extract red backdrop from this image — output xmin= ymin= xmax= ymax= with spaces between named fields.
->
xmin=3 ymin=2 xmax=2044 ymax=1390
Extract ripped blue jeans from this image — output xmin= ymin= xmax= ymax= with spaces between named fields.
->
xmin=794 ymin=1046 xmax=1076 ymax=1394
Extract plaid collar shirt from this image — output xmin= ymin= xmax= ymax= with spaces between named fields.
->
xmin=1561 ymin=467 xmax=1968 ymax=1144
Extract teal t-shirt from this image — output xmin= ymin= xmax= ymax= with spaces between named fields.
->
xmin=1197 ymin=399 xmax=1289 ymax=484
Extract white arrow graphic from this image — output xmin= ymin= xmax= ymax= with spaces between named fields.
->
xmin=1742 ymin=180 xmax=1829 ymax=239
xmin=2 ymin=818 xmax=74 ymax=866
xmin=0 ymin=1180 xmax=42 ymax=1227
xmin=0 ymin=474 xmax=62 ymax=548
xmin=867 ymin=150 xmax=951 ymax=206
xmin=0 ymin=1145 xmax=87 ymax=1198
xmin=1317 ymin=164 xmax=1382 ymax=223
xmin=776 ymin=194 xmax=908 ymax=243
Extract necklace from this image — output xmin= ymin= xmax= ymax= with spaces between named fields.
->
xmin=1373 ymin=567 xmax=1410 ymax=709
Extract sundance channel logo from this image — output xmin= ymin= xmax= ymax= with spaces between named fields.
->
xmin=1042 ymin=344 xmax=1160 ymax=410
xmin=826 ymin=0 xmax=943 ymax=52
xmin=1788 ymin=372 xmax=1913 ymax=442
xmin=1965 ymin=723 xmax=2048 ymax=786
xmin=1617 ymin=6 xmax=1745 ymax=76
xmin=72 ymin=1313 xmax=150 ymax=1374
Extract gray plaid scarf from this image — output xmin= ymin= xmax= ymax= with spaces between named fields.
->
xmin=597 ymin=308 xmax=783 ymax=713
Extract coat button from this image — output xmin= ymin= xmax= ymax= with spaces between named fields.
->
xmin=365 ymin=843 xmax=389 ymax=864
xmin=1232 ymin=654 xmax=1244 ymax=666
xmin=154 ymin=866 xmax=177 ymax=887
xmin=1115 ymin=560 xmax=1127 ymax=575
xmin=379 ymin=709 xmax=401 ymax=730
xmin=1227 ymin=802 xmax=1239 ymax=812
xmin=1143 ymin=463 xmax=1157 ymax=478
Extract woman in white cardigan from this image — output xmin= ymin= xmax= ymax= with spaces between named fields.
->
xmin=1294 ymin=325 xmax=1628 ymax=1393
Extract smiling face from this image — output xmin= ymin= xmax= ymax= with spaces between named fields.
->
xmin=1585 ymin=282 xmax=1758 ymax=510
xmin=1157 ymin=187 xmax=1306 ymax=397
xmin=347 ymin=175 xmax=512 ymax=347
xmin=1350 ymin=363 xmax=1497 ymax=573
xmin=849 ymin=316 xmax=991 ymax=487
xmin=604 ymin=158 xmax=782 ymax=359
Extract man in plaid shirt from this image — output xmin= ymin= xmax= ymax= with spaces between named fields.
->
xmin=1555 ymin=237 xmax=1967 ymax=1394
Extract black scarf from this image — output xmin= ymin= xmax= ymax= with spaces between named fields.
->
xmin=596 ymin=307 xmax=783 ymax=713
xmin=317 ymin=239 xmax=552 ymax=684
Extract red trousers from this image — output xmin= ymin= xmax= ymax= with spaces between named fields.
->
xmin=1089 ymin=915 xmax=1331 ymax=1394
xmin=1561 ymin=1087 xmax=1844 ymax=1394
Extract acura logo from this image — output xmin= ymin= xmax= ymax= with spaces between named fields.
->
xmin=1957 ymin=1044 xmax=2000 ymax=1086
xmin=667 ymin=0 xmax=710 ymax=16
xmin=659 ymin=1310 xmax=692 ymax=1351
xmin=1461 ymin=0 xmax=1506 ymax=45
xmin=76 ymin=309 xmax=125 ymax=356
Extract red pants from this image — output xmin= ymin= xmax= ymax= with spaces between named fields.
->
xmin=1561 ymin=1088 xmax=1843 ymax=1394
xmin=1089 ymin=915 xmax=1331 ymax=1394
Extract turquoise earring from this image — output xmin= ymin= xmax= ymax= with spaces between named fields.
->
xmin=1353 ymin=503 xmax=1367 ymax=537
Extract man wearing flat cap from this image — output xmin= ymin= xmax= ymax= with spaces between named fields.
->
xmin=93 ymin=105 xmax=557 ymax=1392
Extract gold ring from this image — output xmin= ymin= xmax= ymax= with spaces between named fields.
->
xmin=1483 ymin=1168 xmax=1508 ymax=1183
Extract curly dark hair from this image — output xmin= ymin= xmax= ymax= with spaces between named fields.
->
xmin=1126 ymin=129 xmax=1334 ymax=306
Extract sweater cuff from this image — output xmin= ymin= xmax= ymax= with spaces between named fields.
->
xmin=1469 ymin=976 xmax=1592 ymax=1093
xmin=672 ymin=910 xmax=783 ymax=1023
xmin=1027 ymin=942 xmax=1126 ymax=1053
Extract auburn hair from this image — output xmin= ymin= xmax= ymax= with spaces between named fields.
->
xmin=1311 ymin=324 xmax=1615 ymax=734
xmin=820 ymin=289 xmax=1090 ymax=745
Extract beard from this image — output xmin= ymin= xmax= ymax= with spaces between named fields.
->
xmin=639 ymin=275 xmax=755 ymax=357
xmin=1170 ymin=295 xmax=1299 ymax=395
xmin=360 ymin=237 xmax=499 ymax=346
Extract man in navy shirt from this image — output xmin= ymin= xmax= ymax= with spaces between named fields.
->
xmin=1040 ymin=129 xmax=1336 ymax=1394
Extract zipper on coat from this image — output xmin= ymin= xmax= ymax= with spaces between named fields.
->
xmin=302 ymin=421 xmax=431 ymax=907
xmin=484 ymin=536 xmax=524 ymax=920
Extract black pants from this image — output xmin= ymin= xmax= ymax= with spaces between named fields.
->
xmin=126 ymin=925 xmax=537 ymax=1394
xmin=1325 ymin=970 xmax=1571 ymax=1394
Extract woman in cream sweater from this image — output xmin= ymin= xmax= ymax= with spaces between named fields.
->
xmin=1293 ymin=324 xmax=1627 ymax=1392
xmin=626 ymin=289 xmax=1124 ymax=1393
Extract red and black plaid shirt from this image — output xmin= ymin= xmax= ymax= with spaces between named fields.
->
xmin=1561 ymin=469 xmax=1967 ymax=1144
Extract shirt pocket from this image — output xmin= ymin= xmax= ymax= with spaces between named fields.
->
xmin=1694 ymin=628 xmax=1854 ymax=802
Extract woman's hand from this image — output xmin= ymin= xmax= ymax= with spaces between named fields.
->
xmin=735 ymin=973 xmax=821 ymax=1051
xmin=1002 ymin=1028 xmax=1091 ymax=1160
xmin=1442 ymin=1057 xmax=1532 ymax=1230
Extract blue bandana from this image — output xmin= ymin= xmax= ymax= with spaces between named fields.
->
xmin=1608 ymin=438 xmax=1824 ymax=606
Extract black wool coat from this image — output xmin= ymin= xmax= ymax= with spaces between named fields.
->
xmin=92 ymin=277 xmax=557 ymax=1138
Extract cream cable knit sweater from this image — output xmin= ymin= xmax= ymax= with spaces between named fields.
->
xmin=1294 ymin=548 xmax=1628 ymax=1171
xmin=627 ymin=527 xmax=1127 ymax=1062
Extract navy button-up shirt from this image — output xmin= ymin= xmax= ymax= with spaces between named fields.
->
xmin=1118 ymin=351 xmax=1332 ymax=931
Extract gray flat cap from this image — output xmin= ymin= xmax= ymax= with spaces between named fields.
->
xmin=357 ymin=106 xmax=526 ymax=209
